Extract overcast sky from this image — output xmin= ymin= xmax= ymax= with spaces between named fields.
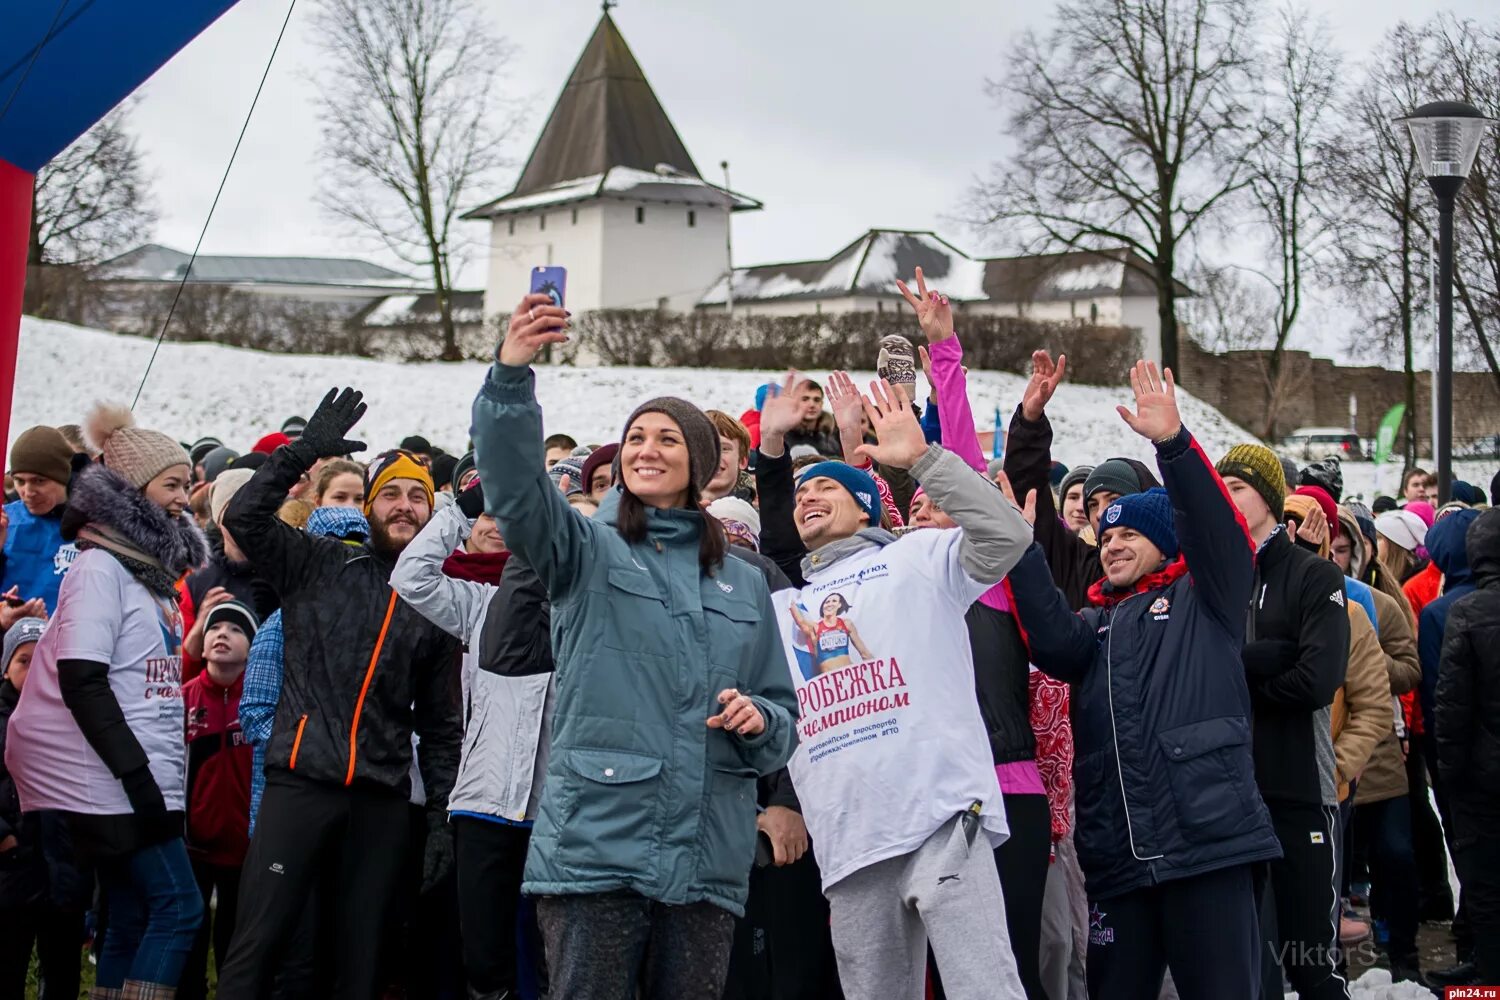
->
xmin=129 ymin=0 xmax=1491 ymax=341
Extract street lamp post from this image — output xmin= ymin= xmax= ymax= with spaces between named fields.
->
xmin=721 ymin=160 xmax=735 ymax=318
xmin=1397 ymin=100 xmax=1495 ymax=503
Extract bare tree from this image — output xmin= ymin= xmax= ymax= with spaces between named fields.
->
xmin=972 ymin=0 xmax=1261 ymax=374
xmin=26 ymin=102 xmax=156 ymax=316
xmin=310 ymin=0 xmax=520 ymax=360
xmin=1321 ymin=23 xmax=1435 ymax=468
xmin=1181 ymin=262 xmax=1275 ymax=353
xmin=1241 ymin=4 xmax=1341 ymax=438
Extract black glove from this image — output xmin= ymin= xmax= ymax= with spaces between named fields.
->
xmin=456 ymin=479 xmax=486 ymax=520
xmin=421 ymin=811 xmax=455 ymax=894
xmin=120 ymin=765 xmax=167 ymax=816
xmin=296 ymin=388 xmax=369 ymax=460
xmin=1241 ymin=638 xmax=1299 ymax=679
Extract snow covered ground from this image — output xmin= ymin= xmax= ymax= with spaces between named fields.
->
xmin=13 ymin=317 xmax=1497 ymax=500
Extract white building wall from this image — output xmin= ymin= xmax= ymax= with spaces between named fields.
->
xmin=598 ymin=201 xmax=731 ymax=312
xmin=1120 ymin=294 xmax=1162 ymax=364
xmin=483 ymin=204 xmax=605 ymax=318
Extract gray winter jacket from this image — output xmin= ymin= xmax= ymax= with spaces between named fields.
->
xmin=391 ymin=503 xmax=553 ymax=823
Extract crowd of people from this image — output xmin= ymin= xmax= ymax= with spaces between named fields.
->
xmin=0 ymin=266 xmax=1495 ymax=1000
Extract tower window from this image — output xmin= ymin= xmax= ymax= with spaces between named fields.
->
xmin=572 ymin=208 xmax=579 ymax=225
xmin=688 ymin=210 xmax=696 ymax=228
xmin=636 ymin=206 xmax=645 ymax=224
xmin=507 ymin=219 xmax=515 ymax=236
xmin=1090 ymin=302 xmax=1099 ymax=323
xmin=539 ymin=214 xmax=546 ymax=232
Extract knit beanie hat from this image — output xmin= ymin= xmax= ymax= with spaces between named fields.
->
xmin=1217 ymin=443 xmax=1287 ymax=521
xmin=1376 ymin=510 xmax=1428 ymax=554
xmin=429 ymin=453 xmax=458 ymax=493
xmin=1050 ymin=462 xmax=1070 ymax=490
xmin=1372 ymin=495 xmax=1398 ymax=515
xmin=580 ymin=443 xmax=620 ymax=493
xmin=620 ymin=398 xmax=720 ymax=493
xmin=201 ymin=446 xmax=240 ymax=483
xmin=1099 ymin=487 xmax=1178 ymax=560
xmin=252 ymin=432 xmax=291 ymax=456
xmin=1085 ymin=458 xmax=1147 ymax=503
xmin=210 ymin=468 xmax=256 ymax=525
xmin=1451 ymin=480 xmax=1483 ymax=506
xmin=188 ymin=437 xmax=223 ymax=469
xmin=1279 ymin=456 xmax=1299 ymax=489
xmin=548 ymin=456 xmax=586 ymax=497
xmin=281 ymin=416 xmax=307 ymax=439
xmin=9 ymin=426 xmax=74 ymax=486
xmin=1283 ymin=495 xmax=1331 ymax=558
xmin=2 ymin=617 xmax=46 ymax=677
xmin=707 ymin=496 xmax=762 ymax=551
xmin=400 ymin=435 xmax=433 ymax=455
xmin=754 ymin=383 xmax=777 ymax=412
xmin=1293 ymin=485 xmax=1341 ymax=540
xmin=797 ymin=461 xmax=880 ymax=527
xmin=451 ymin=451 xmax=478 ymax=493
xmin=1058 ymin=465 xmax=1094 ymax=501
xmin=1298 ymin=457 xmax=1344 ymax=503
xmin=83 ymin=403 xmax=190 ymax=490
xmin=363 ymin=450 xmax=435 ymax=516
xmin=1404 ymin=501 xmax=1436 ymax=529
xmin=203 ymin=598 xmax=258 ymax=644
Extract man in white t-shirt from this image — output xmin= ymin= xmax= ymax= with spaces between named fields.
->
xmin=756 ymin=373 xmax=1033 ymax=1000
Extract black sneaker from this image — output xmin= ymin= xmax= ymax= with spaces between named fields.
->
xmin=1427 ymin=962 xmax=1479 ymax=988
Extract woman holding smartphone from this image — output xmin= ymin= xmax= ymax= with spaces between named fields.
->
xmin=470 ymin=292 xmax=797 ymax=1000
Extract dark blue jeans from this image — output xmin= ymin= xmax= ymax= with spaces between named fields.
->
xmin=95 ymin=837 xmax=204 ymax=989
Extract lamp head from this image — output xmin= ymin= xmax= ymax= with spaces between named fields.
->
xmin=1397 ymin=101 xmax=1495 ymax=183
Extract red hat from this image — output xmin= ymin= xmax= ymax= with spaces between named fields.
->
xmin=579 ymin=443 xmax=620 ymax=494
xmin=1293 ymin=485 xmax=1340 ymax=539
xmin=252 ymin=432 xmax=292 ymax=455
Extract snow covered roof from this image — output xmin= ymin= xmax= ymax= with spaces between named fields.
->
xmin=465 ymin=167 xmax=760 ymax=218
xmin=699 ymin=231 xmax=987 ymax=306
xmin=699 ymin=235 xmax=1183 ymax=307
xmin=462 ymin=13 xmax=761 ymax=220
xmin=363 ymin=290 xmax=486 ymax=328
xmin=95 ymin=244 xmax=427 ymax=292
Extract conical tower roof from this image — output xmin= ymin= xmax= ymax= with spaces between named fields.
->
xmin=515 ymin=12 xmax=698 ymax=195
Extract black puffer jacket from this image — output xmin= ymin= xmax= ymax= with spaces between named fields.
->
xmin=223 ymin=445 xmax=461 ymax=809
xmin=968 ymin=600 xmax=1036 ymax=766
xmin=1242 ymin=530 xmax=1351 ymax=805
xmin=0 ymin=683 xmax=89 ymax=910
xmin=1434 ymin=508 xmax=1500 ymax=802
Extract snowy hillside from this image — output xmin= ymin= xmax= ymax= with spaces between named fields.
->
xmin=12 ymin=318 xmax=1495 ymax=500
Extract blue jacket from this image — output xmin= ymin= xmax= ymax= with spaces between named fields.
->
xmin=1008 ymin=427 xmax=1282 ymax=900
xmin=0 ymin=500 xmax=75 ymax=611
xmin=472 ymin=364 xmax=797 ymax=915
xmin=1418 ymin=508 xmax=1481 ymax=732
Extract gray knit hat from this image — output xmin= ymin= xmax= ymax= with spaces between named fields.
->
xmin=1058 ymin=465 xmax=1095 ymax=500
xmin=83 ymin=403 xmax=190 ymax=490
xmin=621 ymin=397 xmax=719 ymax=493
xmin=3 ymin=617 xmax=47 ymax=677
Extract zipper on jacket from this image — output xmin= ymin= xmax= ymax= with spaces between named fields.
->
xmin=1105 ymin=592 xmax=1166 ymax=863
xmin=289 ymin=714 xmax=309 ymax=770
xmin=346 ymin=590 xmax=398 ymax=786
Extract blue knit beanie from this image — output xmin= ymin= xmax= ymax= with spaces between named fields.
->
xmin=1099 ymin=487 xmax=1177 ymax=559
xmin=797 ymin=462 xmax=880 ymax=526
xmin=754 ymin=382 xmax=778 ymax=412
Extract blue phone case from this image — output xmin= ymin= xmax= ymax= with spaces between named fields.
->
xmin=530 ymin=266 xmax=567 ymax=309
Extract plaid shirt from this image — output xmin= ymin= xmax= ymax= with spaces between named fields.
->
xmin=239 ymin=609 xmax=284 ymax=836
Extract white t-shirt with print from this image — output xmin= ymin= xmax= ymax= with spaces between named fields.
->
xmin=8 ymin=548 xmax=188 ymax=814
xmin=771 ymin=528 xmax=1009 ymax=889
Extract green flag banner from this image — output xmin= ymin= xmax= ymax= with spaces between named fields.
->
xmin=1374 ymin=404 xmax=1406 ymax=465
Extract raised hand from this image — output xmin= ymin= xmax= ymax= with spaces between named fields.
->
xmin=995 ymin=471 xmax=1037 ymax=527
xmin=826 ymin=371 xmax=865 ymax=438
xmin=1021 ymin=350 xmax=1067 ymax=422
xmin=300 ymin=388 xmax=368 ymax=459
xmin=854 ymin=379 xmax=930 ymax=471
xmin=1292 ymin=502 xmax=1329 ymax=549
xmin=498 ymin=293 xmax=569 ymax=368
xmin=1116 ymin=361 xmax=1182 ymax=443
xmin=895 ymin=266 xmax=955 ymax=345
xmin=0 ymin=592 xmax=46 ymax=631
xmin=918 ymin=345 xmax=938 ymax=404
xmin=757 ymin=372 xmax=804 ymax=458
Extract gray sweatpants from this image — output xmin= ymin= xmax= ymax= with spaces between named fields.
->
xmin=824 ymin=815 xmax=1026 ymax=1000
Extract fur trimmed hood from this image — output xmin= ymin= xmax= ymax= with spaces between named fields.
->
xmin=62 ymin=461 xmax=209 ymax=579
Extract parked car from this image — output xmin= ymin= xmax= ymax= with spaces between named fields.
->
xmin=1280 ymin=427 xmax=1365 ymax=462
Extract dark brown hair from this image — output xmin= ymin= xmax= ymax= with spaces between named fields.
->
xmin=615 ymin=483 xmax=727 ymax=574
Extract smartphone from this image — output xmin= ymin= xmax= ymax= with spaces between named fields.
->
xmin=530 ymin=266 xmax=567 ymax=310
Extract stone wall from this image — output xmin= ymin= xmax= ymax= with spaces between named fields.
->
xmin=1177 ymin=341 xmax=1500 ymax=451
